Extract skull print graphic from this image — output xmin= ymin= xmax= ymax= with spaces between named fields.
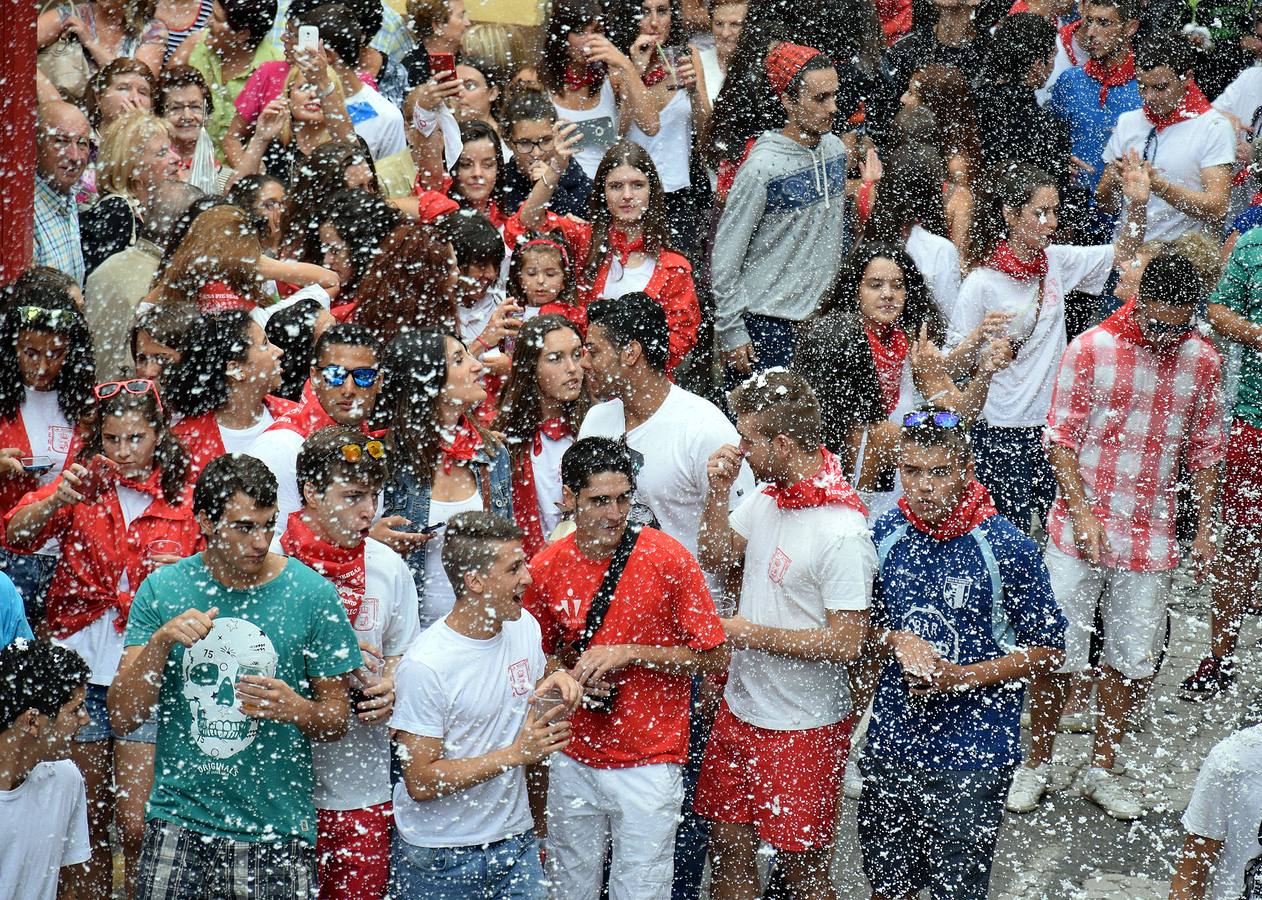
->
xmin=181 ymin=617 xmax=279 ymax=759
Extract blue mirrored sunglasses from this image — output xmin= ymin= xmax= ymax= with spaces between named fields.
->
xmin=902 ymin=410 xmax=963 ymax=430
xmin=320 ymin=365 xmax=379 ymax=388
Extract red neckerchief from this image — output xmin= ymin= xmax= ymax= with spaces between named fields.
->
xmin=440 ymin=416 xmax=484 ymax=474
xmin=716 ymin=136 xmax=758 ymax=202
xmin=1144 ymin=80 xmax=1212 ymax=132
xmin=1059 ymin=20 xmax=1082 ymax=66
xmin=987 ymin=240 xmax=1049 ymax=281
xmin=1008 ymin=0 xmax=1029 ymax=11
xmin=540 ymin=300 xmax=588 ymax=335
xmin=280 ymin=511 xmax=365 ymax=623
xmin=899 ymin=479 xmax=997 ymax=541
xmin=1251 ymin=190 xmax=1262 ymax=207
xmin=762 ymin=448 xmax=869 ymax=515
xmin=114 ymin=466 xmax=163 ymax=500
xmin=642 ymin=48 xmax=668 ymax=87
xmin=607 ymin=228 xmax=646 ymax=266
xmin=199 ymin=280 xmax=255 ymax=313
xmin=1083 ymin=52 xmax=1135 ymax=107
xmin=563 ymin=62 xmax=603 ymax=92
xmin=533 ymin=417 xmax=572 ymax=456
xmin=864 ymin=324 xmax=909 ymax=417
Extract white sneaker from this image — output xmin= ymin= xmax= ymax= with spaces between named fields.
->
xmin=1078 ymin=767 xmax=1144 ymax=820
xmin=1005 ymin=764 xmax=1049 ymax=813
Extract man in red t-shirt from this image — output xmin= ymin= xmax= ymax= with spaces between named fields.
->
xmin=523 ymin=437 xmax=728 ymax=900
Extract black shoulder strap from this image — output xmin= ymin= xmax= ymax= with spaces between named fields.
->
xmin=575 ymin=525 xmax=641 ymax=654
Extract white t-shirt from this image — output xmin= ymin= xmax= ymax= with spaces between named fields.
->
xmin=390 ymin=612 xmax=546 ymax=848
xmin=724 ymin=491 xmax=875 ymax=730
xmin=906 ymin=224 xmax=962 ymax=320
xmin=0 ymin=760 xmax=90 ymax=900
xmin=1182 ymin=723 xmax=1262 ymax=900
xmin=1215 ymin=66 xmax=1262 ymax=135
xmin=246 ymin=427 xmax=306 ymax=525
xmin=420 ymin=490 xmax=485 ymax=629
xmin=532 ymin=431 xmax=572 ymax=538
xmin=629 ymin=88 xmax=692 ymax=192
xmin=218 ymin=408 xmax=275 ymax=455
xmin=554 ymin=79 xmax=619 ymax=180
xmin=345 ymin=83 xmax=406 ymax=161
xmin=600 ymin=258 xmax=656 ymax=299
xmin=271 ymin=536 xmax=422 ymax=811
xmin=1103 ymin=106 xmax=1236 ymax=240
xmin=578 ymin=385 xmax=754 ymax=559
xmin=22 ymin=387 xmax=73 ymax=555
xmin=948 ymin=244 xmax=1115 ymax=427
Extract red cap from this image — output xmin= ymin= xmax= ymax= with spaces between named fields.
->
xmin=766 ymin=42 xmax=821 ymax=98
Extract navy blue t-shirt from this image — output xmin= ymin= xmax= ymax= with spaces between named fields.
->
xmin=867 ymin=510 xmax=1066 ymax=771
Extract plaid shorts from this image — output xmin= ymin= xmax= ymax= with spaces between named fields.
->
xmin=136 ymin=818 xmax=316 ymax=900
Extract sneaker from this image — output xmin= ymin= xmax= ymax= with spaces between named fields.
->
xmin=1179 ymin=656 xmax=1235 ymax=701
xmin=1079 ymin=767 xmax=1144 ymax=820
xmin=1005 ymin=764 xmax=1049 ymax=813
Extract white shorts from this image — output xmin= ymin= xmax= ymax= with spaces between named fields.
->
xmin=1045 ymin=542 xmax=1171 ymax=680
xmin=545 ymin=753 xmax=683 ymax=900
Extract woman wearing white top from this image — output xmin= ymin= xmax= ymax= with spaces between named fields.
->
xmin=949 ymin=159 xmax=1151 ymax=531
xmin=694 ymin=0 xmax=746 ymax=107
xmin=538 ymin=0 xmax=659 ymax=181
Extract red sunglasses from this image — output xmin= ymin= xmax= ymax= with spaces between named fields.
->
xmin=94 ymin=379 xmax=164 ymax=416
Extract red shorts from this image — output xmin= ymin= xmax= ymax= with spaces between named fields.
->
xmin=1222 ymin=421 xmax=1262 ymax=528
xmin=694 ymin=702 xmax=852 ymax=852
xmin=316 ymin=802 xmax=391 ymax=900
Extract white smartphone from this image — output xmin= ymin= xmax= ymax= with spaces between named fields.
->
xmin=297 ymin=25 xmax=319 ymax=52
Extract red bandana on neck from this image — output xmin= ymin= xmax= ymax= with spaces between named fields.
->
xmin=1059 ymin=19 xmax=1082 ymax=66
xmin=280 ymin=511 xmax=366 ymax=623
xmin=1083 ymin=52 xmax=1135 ymax=107
xmin=513 ymin=420 xmax=575 ymax=558
xmin=607 ymin=228 xmax=646 ymax=266
xmin=563 ymin=62 xmax=604 ymax=92
xmin=899 ymin=479 xmax=997 ymax=541
xmin=533 ymin=417 xmax=572 ymax=456
xmin=1098 ymin=298 xmax=1196 ymax=351
xmin=987 ymin=240 xmax=1048 ymax=281
xmin=762 ymin=448 xmax=869 ymax=515
xmin=864 ymin=324 xmax=909 ymax=417
xmin=114 ymin=466 xmax=164 ymax=499
xmin=1144 ymin=80 xmax=1212 ymax=132
xmin=440 ymin=416 xmax=484 ymax=474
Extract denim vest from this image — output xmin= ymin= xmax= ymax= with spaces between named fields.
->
xmin=382 ymin=443 xmax=514 ymax=595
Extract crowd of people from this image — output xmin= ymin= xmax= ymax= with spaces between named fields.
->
xmin=3 ymin=0 xmax=1262 ymax=897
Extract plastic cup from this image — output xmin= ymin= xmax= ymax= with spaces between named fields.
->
xmin=147 ymin=539 xmax=181 ymax=558
xmin=715 ymin=594 xmax=738 ymax=618
xmin=534 ymin=685 xmax=572 ymax=722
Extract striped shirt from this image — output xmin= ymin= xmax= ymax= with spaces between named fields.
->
xmin=32 ymin=176 xmax=85 ymax=286
xmin=162 ymin=0 xmax=214 ymax=59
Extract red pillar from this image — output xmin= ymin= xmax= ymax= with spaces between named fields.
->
xmin=0 ymin=0 xmax=37 ymax=284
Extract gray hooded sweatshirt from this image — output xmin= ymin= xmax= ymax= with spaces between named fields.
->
xmin=711 ymin=130 xmax=849 ymax=351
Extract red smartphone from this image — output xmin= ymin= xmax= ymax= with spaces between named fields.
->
xmin=429 ymin=51 xmax=457 ymax=81
xmin=78 ymin=455 xmax=118 ymax=501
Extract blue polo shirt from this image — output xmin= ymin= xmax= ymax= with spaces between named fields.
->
xmin=867 ymin=509 xmax=1066 ymax=771
xmin=1049 ymin=65 xmax=1142 ymax=193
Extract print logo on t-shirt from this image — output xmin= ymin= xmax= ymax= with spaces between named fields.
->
xmin=507 ymin=659 xmax=532 ymax=697
xmin=47 ymin=425 xmax=72 ymax=454
xmin=181 ymin=617 xmax=278 ymax=762
xmin=904 ymin=606 xmax=961 ymax=664
xmin=768 ymin=549 xmax=791 ymax=585
xmin=944 ymin=576 xmax=973 ymax=610
xmin=351 ymin=597 xmax=379 ymax=632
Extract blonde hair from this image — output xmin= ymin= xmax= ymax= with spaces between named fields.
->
xmin=279 ymin=65 xmax=348 ymax=147
xmin=1138 ymin=232 xmax=1224 ymax=295
xmin=96 ymin=110 xmax=173 ymax=198
xmin=461 ymin=23 xmax=513 ymax=70
xmin=155 ymin=205 xmax=269 ymax=309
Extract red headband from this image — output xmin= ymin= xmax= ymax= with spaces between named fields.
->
xmin=520 ymin=237 xmax=571 ymax=271
xmin=766 ymin=42 xmax=821 ymax=98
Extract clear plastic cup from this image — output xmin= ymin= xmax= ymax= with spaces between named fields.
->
xmin=534 ymin=685 xmax=572 ymax=722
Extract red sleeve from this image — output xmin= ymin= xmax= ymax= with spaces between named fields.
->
xmin=666 ymin=546 xmax=725 ymax=652
xmin=3 ymin=479 xmax=71 ymax=550
xmin=653 ymin=255 xmax=701 ymax=374
xmin=523 ymin=556 xmax=562 ymax=655
xmin=234 ymin=62 xmax=287 ymax=123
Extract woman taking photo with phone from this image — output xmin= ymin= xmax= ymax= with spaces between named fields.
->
xmin=5 ymin=380 xmax=200 ymax=900
xmin=495 ymin=314 xmax=584 ymax=558
xmin=0 ymin=294 xmax=96 ymax=634
xmin=372 ymin=329 xmax=511 ymax=628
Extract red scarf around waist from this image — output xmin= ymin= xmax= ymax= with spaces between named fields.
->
xmin=1083 ymin=52 xmax=1135 ymax=107
xmin=1144 ymin=80 xmax=1212 ymax=132
xmin=899 ymin=479 xmax=997 ymax=541
xmin=865 ymin=324 xmax=909 ymax=417
xmin=512 ymin=419 xmax=573 ymax=558
xmin=762 ymin=448 xmax=869 ymax=515
xmin=987 ymin=240 xmax=1048 ymax=281
xmin=280 ymin=511 xmax=365 ymax=623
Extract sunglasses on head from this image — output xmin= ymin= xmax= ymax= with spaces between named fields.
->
xmin=337 ymin=439 xmax=386 ymax=463
xmin=95 ymin=379 xmax=164 ymax=415
xmin=320 ymin=365 xmax=379 ymax=388
xmin=16 ymin=306 xmax=79 ymax=330
xmin=902 ymin=410 xmax=963 ymax=430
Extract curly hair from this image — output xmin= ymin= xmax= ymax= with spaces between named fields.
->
xmin=79 ymin=389 xmax=189 ymax=505
xmin=0 ymin=296 xmax=95 ymax=424
xmin=162 ymin=311 xmax=256 ymax=418
xmin=352 ymin=224 xmax=458 ymax=345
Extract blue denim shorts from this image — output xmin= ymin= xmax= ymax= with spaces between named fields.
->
xmin=76 ymin=683 xmax=157 ymax=744
xmin=390 ymin=829 xmax=547 ymax=900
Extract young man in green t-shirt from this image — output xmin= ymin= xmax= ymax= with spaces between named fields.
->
xmin=109 ymin=453 xmax=360 ymax=899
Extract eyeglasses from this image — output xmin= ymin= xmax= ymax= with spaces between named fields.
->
xmin=320 ymin=365 xmax=379 ymax=388
xmin=165 ymin=102 xmax=205 ymax=117
xmin=95 ymin=379 xmax=165 ymax=415
xmin=512 ymin=136 xmax=555 ymax=154
xmin=902 ymin=410 xmax=963 ymax=430
xmin=337 ymin=439 xmax=386 ymax=463
xmin=15 ymin=306 xmax=80 ymax=329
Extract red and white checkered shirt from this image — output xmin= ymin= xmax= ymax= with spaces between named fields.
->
xmin=1044 ymin=315 xmax=1225 ymax=573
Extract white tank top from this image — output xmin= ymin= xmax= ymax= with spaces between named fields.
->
xmin=553 ymin=79 xmax=619 ymax=180
xmin=629 ymin=88 xmax=692 ymax=192
xmin=698 ymin=46 xmax=724 ymax=106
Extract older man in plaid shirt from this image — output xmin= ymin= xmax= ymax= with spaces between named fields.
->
xmin=1006 ymin=251 xmax=1224 ymax=822
xmin=33 ymin=102 xmax=90 ymax=286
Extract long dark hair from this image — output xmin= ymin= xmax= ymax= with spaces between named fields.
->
xmin=968 ymin=160 xmax=1058 ymax=265
xmin=584 ymin=141 xmax=674 ymax=286
xmin=539 ymin=0 xmax=605 ymax=95
xmin=266 ymin=298 xmax=325 ymax=401
xmin=864 ymin=144 xmax=949 ymax=244
xmin=0 ymin=298 xmax=95 ymax=424
xmin=283 ymin=141 xmax=378 ymax=261
xmin=494 ymin=315 xmax=586 ymax=464
xmin=822 ymin=242 xmax=942 ymax=341
xmin=163 ymin=311 xmax=255 ymax=418
xmin=79 ymin=390 xmax=189 ymax=504
xmin=316 ymin=189 xmax=406 ymax=299
xmin=450 ymin=120 xmax=512 ymax=211
xmin=372 ymin=330 xmax=494 ymax=484
xmin=606 ymin=0 xmax=687 ymax=56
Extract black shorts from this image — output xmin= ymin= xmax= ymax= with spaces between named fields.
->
xmin=856 ymin=758 xmax=1011 ymax=900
